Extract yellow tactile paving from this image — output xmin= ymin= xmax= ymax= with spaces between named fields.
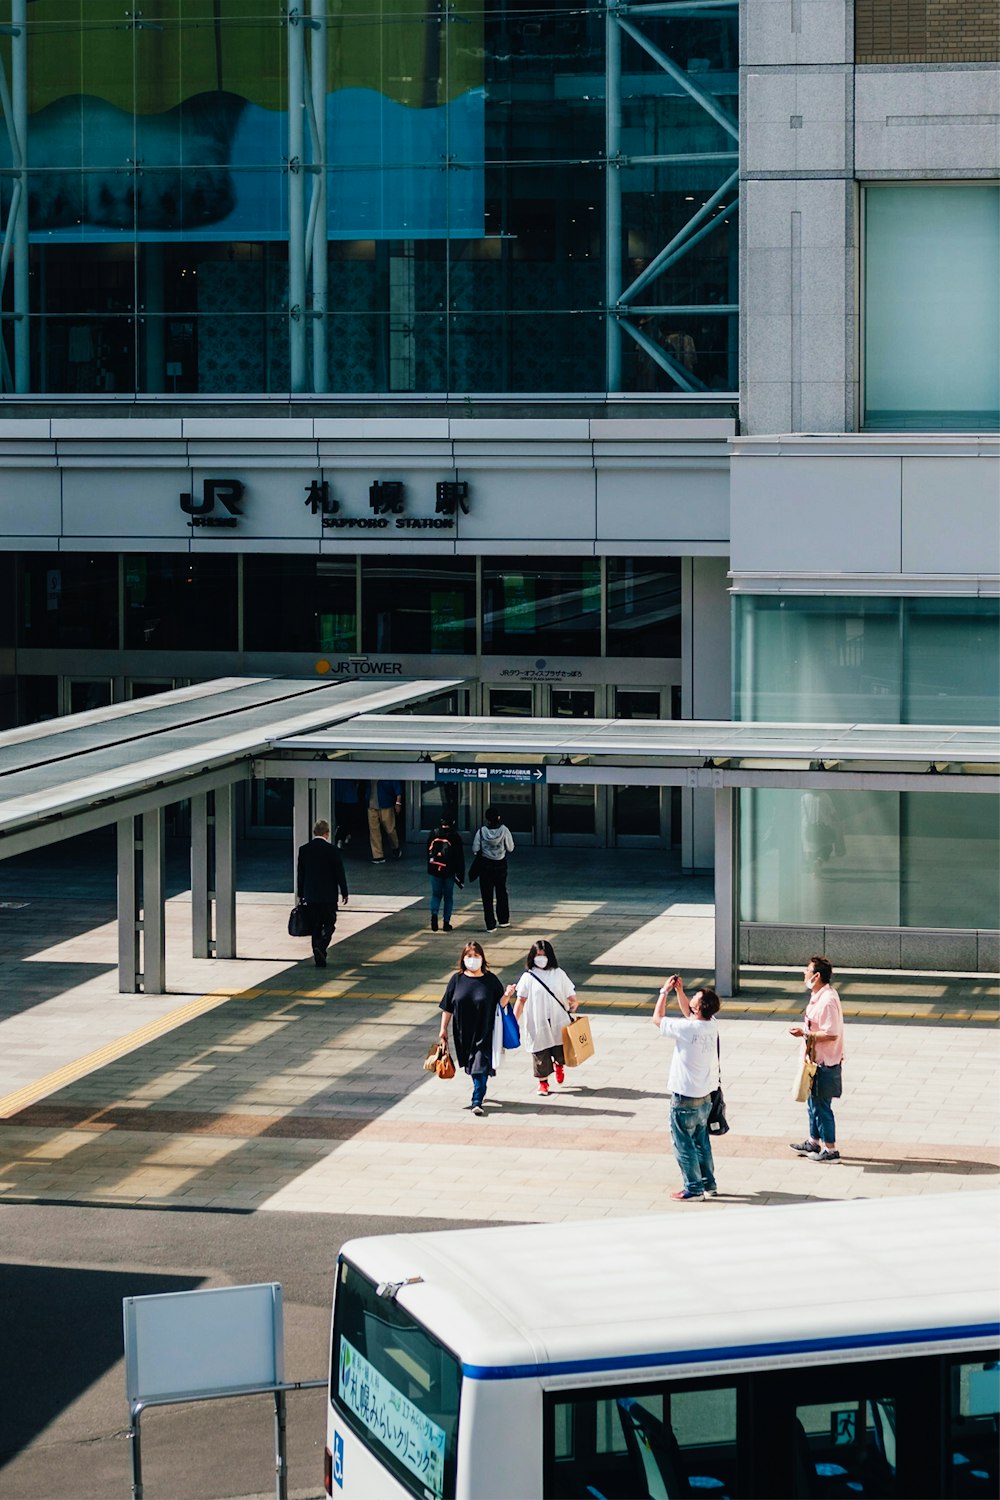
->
xmin=0 ymin=990 xmax=237 ymax=1120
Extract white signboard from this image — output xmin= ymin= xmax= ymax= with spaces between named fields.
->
xmin=338 ymin=1335 xmax=445 ymax=1498
xmin=123 ymin=1282 xmax=284 ymax=1405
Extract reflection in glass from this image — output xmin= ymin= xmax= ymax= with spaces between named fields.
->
xmin=10 ymin=2 xmax=739 ymax=395
xmin=18 ymin=554 xmax=118 ymax=650
xmin=608 ymin=561 xmax=682 ymax=657
xmin=741 ymin=789 xmax=901 ymax=927
xmin=123 ymin=554 xmax=237 ymax=650
xmin=483 ymin=559 xmax=600 ymax=656
xmin=244 ymin=557 xmax=356 ymax=653
xmin=361 ymin=557 xmax=475 ymax=654
xmin=947 ymin=1360 xmax=1000 ymax=1498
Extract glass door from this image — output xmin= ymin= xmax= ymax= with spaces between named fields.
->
xmin=613 ymin=688 xmax=670 ymax=848
xmin=547 ymin=688 xmax=600 ymax=845
xmin=63 ymin=678 xmax=113 ymax=714
xmin=484 ymin=686 xmax=538 ymax=844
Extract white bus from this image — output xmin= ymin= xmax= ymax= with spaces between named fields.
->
xmin=324 ymin=1193 xmax=999 ymax=1500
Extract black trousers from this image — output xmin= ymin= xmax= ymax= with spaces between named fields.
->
xmin=479 ymin=859 xmax=509 ymax=928
xmin=307 ymin=902 xmax=338 ymax=964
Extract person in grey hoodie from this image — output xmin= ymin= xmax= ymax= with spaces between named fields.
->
xmin=472 ymin=805 xmax=515 ymax=932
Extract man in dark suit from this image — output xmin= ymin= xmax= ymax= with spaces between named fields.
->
xmin=295 ymin=819 xmax=349 ymax=968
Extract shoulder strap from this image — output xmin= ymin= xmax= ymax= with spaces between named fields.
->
xmin=527 ymin=969 xmax=572 ymax=1017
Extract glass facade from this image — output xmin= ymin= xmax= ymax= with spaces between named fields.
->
xmin=864 ymin=184 xmax=1000 ymax=431
xmin=735 ymin=594 xmax=1000 ymax=930
xmin=0 ymin=2 xmax=739 ymax=396
xmin=13 ymin=552 xmax=682 ymax=661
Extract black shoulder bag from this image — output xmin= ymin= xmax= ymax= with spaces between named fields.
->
xmin=707 ymin=1033 xmax=730 ymax=1135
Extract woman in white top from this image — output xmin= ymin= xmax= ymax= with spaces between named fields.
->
xmin=509 ymin=938 xmax=577 ymax=1097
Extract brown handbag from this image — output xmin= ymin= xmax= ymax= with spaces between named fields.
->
xmin=435 ymin=1043 xmax=456 ymax=1080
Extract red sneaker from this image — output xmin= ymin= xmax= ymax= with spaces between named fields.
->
xmin=553 ymin=1063 xmax=565 ymax=1085
xmin=536 ymin=1079 xmax=550 ymax=1096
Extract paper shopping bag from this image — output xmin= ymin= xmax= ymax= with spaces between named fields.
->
xmin=562 ymin=1015 xmax=595 ymax=1067
xmin=793 ymin=1054 xmax=817 ymax=1102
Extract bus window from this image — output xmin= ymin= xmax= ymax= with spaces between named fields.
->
xmin=544 ymin=1381 xmax=736 ymax=1499
xmin=947 ymin=1359 xmax=999 ymax=1498
xmin=331 ymin=1259 xmax=461 ymax=1500
xmin=794 ymin=1395 xmax=897 ymax=1497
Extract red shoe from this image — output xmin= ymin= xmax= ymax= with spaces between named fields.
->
xmin=537 ymin=1079 xmax=550 ymax=1096
xmin=553 ymin=1063 xmax=565 ymax=1085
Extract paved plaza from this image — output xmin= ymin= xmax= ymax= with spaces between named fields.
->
xmin=1 ymin=835 xmax=997 ymax=1222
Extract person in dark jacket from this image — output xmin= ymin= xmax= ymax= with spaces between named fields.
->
xmin=437 ymin=941 xmax=505 ymax=1114
xmin=296 ymin=819 xmax=349 ymax=968
xmin=426 ymin=815 xmax=464 ymax=933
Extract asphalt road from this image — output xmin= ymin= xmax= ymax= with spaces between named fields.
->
xmin=1 ymin=1203 xmax=495 ymax=1500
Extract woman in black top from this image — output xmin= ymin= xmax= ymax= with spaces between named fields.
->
xmin=438 ymin=941 xmax=505 ymax=1115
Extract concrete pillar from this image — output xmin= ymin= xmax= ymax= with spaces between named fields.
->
xmin=191 ymin=792 xmax=212 ymax=959
xmin=141 ymin=808 xmax=166 ymax=995
xmin=117 ymin=816 xmax=141 ymax=993
xmin=682 ymin=556 xmax=733 ymax=872
xmin=713 ymin=785 xmax=740 ymax=998
xmin=215 ymin=783 xmax=237 ymax=959
xmin=292 ymin=778 xmax=312 ymax=894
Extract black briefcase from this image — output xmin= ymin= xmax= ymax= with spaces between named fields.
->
xmin=288 ymin=903 xmax=311 ymax=938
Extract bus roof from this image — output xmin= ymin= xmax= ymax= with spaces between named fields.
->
xmin=339 ymin=1193 xmax=1000 ymax=1381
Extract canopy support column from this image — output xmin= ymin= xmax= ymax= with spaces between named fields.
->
xmin=713 ymin=785 xmax=740 ymax=998
xmin=191 ymin=792 xmax=212 ymax=959
xmin=292 ymin=779 xmax=312 ymax=893
xmin=142 ymin=809 xmax=166 ymax=995
xmin=215 ymin=784 xmax=236 ymax=959
xmin=117 ymin=816 xmax=141 ymax=993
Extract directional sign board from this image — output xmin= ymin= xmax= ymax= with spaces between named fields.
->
xmin=435 ymin=764 xmax=546 ymax=785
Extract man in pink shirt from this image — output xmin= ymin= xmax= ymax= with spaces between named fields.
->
xmin=789 ymin=954 xmax=844 ymax=1162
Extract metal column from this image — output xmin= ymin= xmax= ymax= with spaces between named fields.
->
xmin=309 ymin=0 xmax=328 ymax=392
xmin=11 ymin=0 xmax=28 ymax=391
xmin=287 ymin=8 xmax=306 ymax=392
xmin=713 ymin=785 xmax=739 ymax=998
xmin=191 ymin=792 xmax=212 ymax=959
xmin=117 ymin=816 xmax=141 ymax=993
xmin=292 ymin=779 xmax=313 ymax=893
xmin=215 ymin=783 xmax=237 ymax=959
xmin=605 ymin=2 xmax=622 ymax=391
xmin=142 ymin=809 xmax=166 ymax=995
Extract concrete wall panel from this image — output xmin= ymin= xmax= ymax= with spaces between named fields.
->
xmin=730 ymin=455 xmax=901 ymax=572
xmin=902 ymin=457 xmax=1000 ymax=573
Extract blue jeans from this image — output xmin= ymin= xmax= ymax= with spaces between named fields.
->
xmin=669 ymin=1096 xmax=715 ymax=1195
xmin=471 ymin=1070 xmax=488 ymax=1108
xmin=429 ymin=874 xmax=454 ymax=923
xmin=807 ymin=1088 xmax=836 ymax=1145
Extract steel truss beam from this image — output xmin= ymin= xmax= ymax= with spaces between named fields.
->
xmin=606 ymin=0 xmax=739 ymax=392
xmin=287 ymin=4 xmax=328 ymax=393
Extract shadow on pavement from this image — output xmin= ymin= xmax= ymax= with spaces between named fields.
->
xmin=0 ymin=1262 xmax=204 ymax=1468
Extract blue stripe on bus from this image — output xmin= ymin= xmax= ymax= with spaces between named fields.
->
xmin=461 ymin=1322 xmax=1000 ymax=1381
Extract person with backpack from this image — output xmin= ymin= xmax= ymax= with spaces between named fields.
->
xmin=426 ymin=815 xmax=465 ymax=932
xmin=511 ymin=938 xmax=578 ymax=1097
xmin=471 ymin=805 xmax=515 ymax=931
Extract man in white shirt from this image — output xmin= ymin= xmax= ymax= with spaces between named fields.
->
xmin=654 ymin=974 xmax=721 ymax=1201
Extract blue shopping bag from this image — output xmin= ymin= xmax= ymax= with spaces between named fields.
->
xmin=500 ymin=1004 xmax=521 ymax=1050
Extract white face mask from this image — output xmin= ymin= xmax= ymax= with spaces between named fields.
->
xmin=463 ymin=955 xmax=482 ymax=971
xmin=533 ymin=955 xmax=549 ymax=969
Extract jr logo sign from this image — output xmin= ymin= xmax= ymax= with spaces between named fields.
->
xmin=180 ymin=479 xmax=245 ymax=527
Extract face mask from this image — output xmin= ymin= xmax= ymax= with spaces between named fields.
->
xmin=463 ymin=955 xmax=482 ymax=971
xmin=533 ymin=955 xmax=549 ymax=969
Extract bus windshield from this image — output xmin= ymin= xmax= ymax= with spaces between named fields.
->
xmin=331 ymin=1257 xmax=462 ymax=1500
